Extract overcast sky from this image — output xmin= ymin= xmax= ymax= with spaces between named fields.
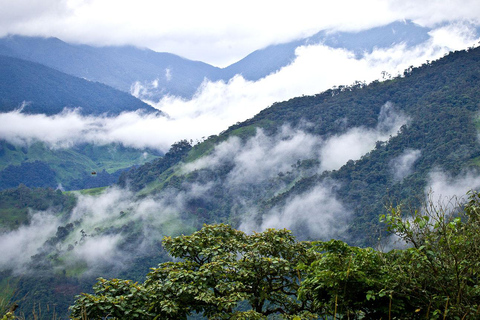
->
xmin=1 ymin=0 xmax=480 ymax=67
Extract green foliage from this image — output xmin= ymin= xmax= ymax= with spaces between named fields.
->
xmin=0 ymin=184 xmax=76 ymax=229
xmin=0 ymin=140 xmax=159 ymax=191
xmin=71 ymin=192 xmax=480 ymax=319
xmin=378 ymin=191 xmax=480 ymax=318
xmin=118 ymin=139 xmax=192 ymax=191
xmin=299 ymin=240 xmax=392 ymax=319
xmin=70 ymin=224 xmax=319 ymax=319
xmin=0 ymin=312 xmax=14 ymax=320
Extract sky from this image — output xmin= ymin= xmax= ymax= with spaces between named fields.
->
xmin=1 ymin=0 xmax=480 ymax=67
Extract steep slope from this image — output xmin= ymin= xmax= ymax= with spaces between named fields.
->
xmin=2 ymin=44 xmax=480 ymax=320
xmin=0 ymin=55 xmax=156 ymax=115
xmin=123 ymin=46 xmax=480 ymax=245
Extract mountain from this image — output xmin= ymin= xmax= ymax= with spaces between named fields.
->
xmin=0 ymin=36 xmax=222 ymax=101
xmin=0 ymin=20 xmax=436 ymax=102
xmin=0 ymin=55 xmax=162 ymax=191
xmin=3 ymin=41 xmax=480 ymax=319
xmin=120 ymin=45 xmax=480 ymax=245
xmin=222 ymin=20 xmax=432 ymax=81
xmin=0 ymin=141 xmax=161 ymax=191
xmin=0 ymin=55 xmax=156 ymax=115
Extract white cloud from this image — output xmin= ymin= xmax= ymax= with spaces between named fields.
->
xmin=426 ymin=170 xmax=480 ymax=202
xmin=241 ymin=183 xmax=350 ymax=240
xmin=0 ymin=211 xmax=60 ymax=273
xmin=1 ymin=26 xmax=477 ymax=152
xmin=320 ymin=102 xmax=408 ymax=171
xmin=387 ymin=0 xmax=480 ymax=28
xmin=73 ymin=234 xmax=123 ymax=269
xmin=0 ymin=0 xmax=478 ymax=66
xmin=391 ymin=149 xmax=421 ymax=181
xmin=0 ymin=185 xmax=203 ymax=273
xmin=184 ymin=126 xmax=322 ymax=185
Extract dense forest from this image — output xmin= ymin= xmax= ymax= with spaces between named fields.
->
xmin=119 ymin=46 xmax=480 ymax=245
xmin=66 ymin=190 xmax=480 ymax=319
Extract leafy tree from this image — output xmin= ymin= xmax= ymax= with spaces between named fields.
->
xmin=298 ymin=240 xmax=392 ymax=319
xmin=298 ymin=191 xmax=480 ymax=319
xmin=379 ymin=191 xmax=480 ymax=318
xmin=70 ymin=224 xmax=319 ymax=319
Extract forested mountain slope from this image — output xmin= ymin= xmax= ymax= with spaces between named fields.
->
xmin=123 ymin=46 xmax=480 ymax=245
xmin=2 ymin=45 xmax=480 ymax=319
xmin=0 ymin=141 xmax=161 ymax=191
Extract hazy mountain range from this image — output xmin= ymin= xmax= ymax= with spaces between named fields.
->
xmin=0 ymin=20 xmax=436 ymax=102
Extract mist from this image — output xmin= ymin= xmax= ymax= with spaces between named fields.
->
xmin=183 ymin=101 xmax=407 ymax=239
xmin=0 ymin=22 xmax=478 ymax=275
xmin=390 ymin=149 xmax=422 ymax=181
xmin=0 ymin=187 xmax=197 ymax=274
xmin=426 ymin=170 xmax=480 ymax=203
xmin=0 ymin=211 xmax=60 ymax=274
xmin=1 ymin=24 xmax=477 ymax=152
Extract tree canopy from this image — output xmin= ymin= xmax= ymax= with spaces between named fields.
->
xmin=70 ymin=224 xmax=318 ymax=319
xmin=68 ymin=191 xmax=480 ymax=319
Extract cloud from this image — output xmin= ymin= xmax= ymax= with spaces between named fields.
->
xmin=426 ymin=170 xmax=480 ymax=202
xmin=183 ymin=103 xmax=407 ymax=239
xmin=0 ymin=185 xmax=204 ymax=274
xmin=391 ymin=149 xmax=421 ymax=181
xmin=72 ymin=234 xmax=123 ymax=271
xmin=184 ymin=125 xmax=323 ymax=185
xmin=1 ymin=25 xmax=477 ymax=152
xmin=382 ymin=168 xmax=480 ymax=251
xmin=320 ymin=102 xmax=408 ymax=171
xmin=0 ymin=109 xmax=214 ymax=151
xmin=0 ymin=0 xmax=478 ymax=66
xmin=241 ymin=183 xmax=351 ymax=240
xmin=387 ymin=0 xmax=480 ymax=28
xmin=0 ymin=211 xmax=60 ymax=274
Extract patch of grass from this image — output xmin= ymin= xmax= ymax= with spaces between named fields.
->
xmin=73 ymin=186 xmax=108 ymax=196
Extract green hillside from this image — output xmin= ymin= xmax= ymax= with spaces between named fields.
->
xmin=122 ymin=46 xmax=480 ymax=245
xmin=0 ymin=141 xmax=160 ymax=190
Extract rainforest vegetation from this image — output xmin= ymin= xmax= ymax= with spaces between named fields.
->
xmin=66 ymin=191 xmax=480 ymax=319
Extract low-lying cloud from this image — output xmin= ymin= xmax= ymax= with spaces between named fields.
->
xmin=426 ymin=170 xmax=480 ymax=202
xmin=0 ymin=211 xmax=60 ymax=274
xmin=183 ymin=102 xmax=406 ymax=238
xmin=391 ymin=149 xmax=422 ymax=181
xmin=0 ymin=186 xmax=201 ymax=274
xmin=241 ymin=183 xmax=351 ymax=240
xmin=320 ymin=102 xmax=408 ymax=171
xmin=1 ymin=24 xmax=477 ymax=152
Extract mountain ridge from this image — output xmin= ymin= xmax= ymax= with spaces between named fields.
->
xmin=0 ymin=20 xmax=438 ymax=102
xmin=0 ymin=54 xmax=156 ymax=115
